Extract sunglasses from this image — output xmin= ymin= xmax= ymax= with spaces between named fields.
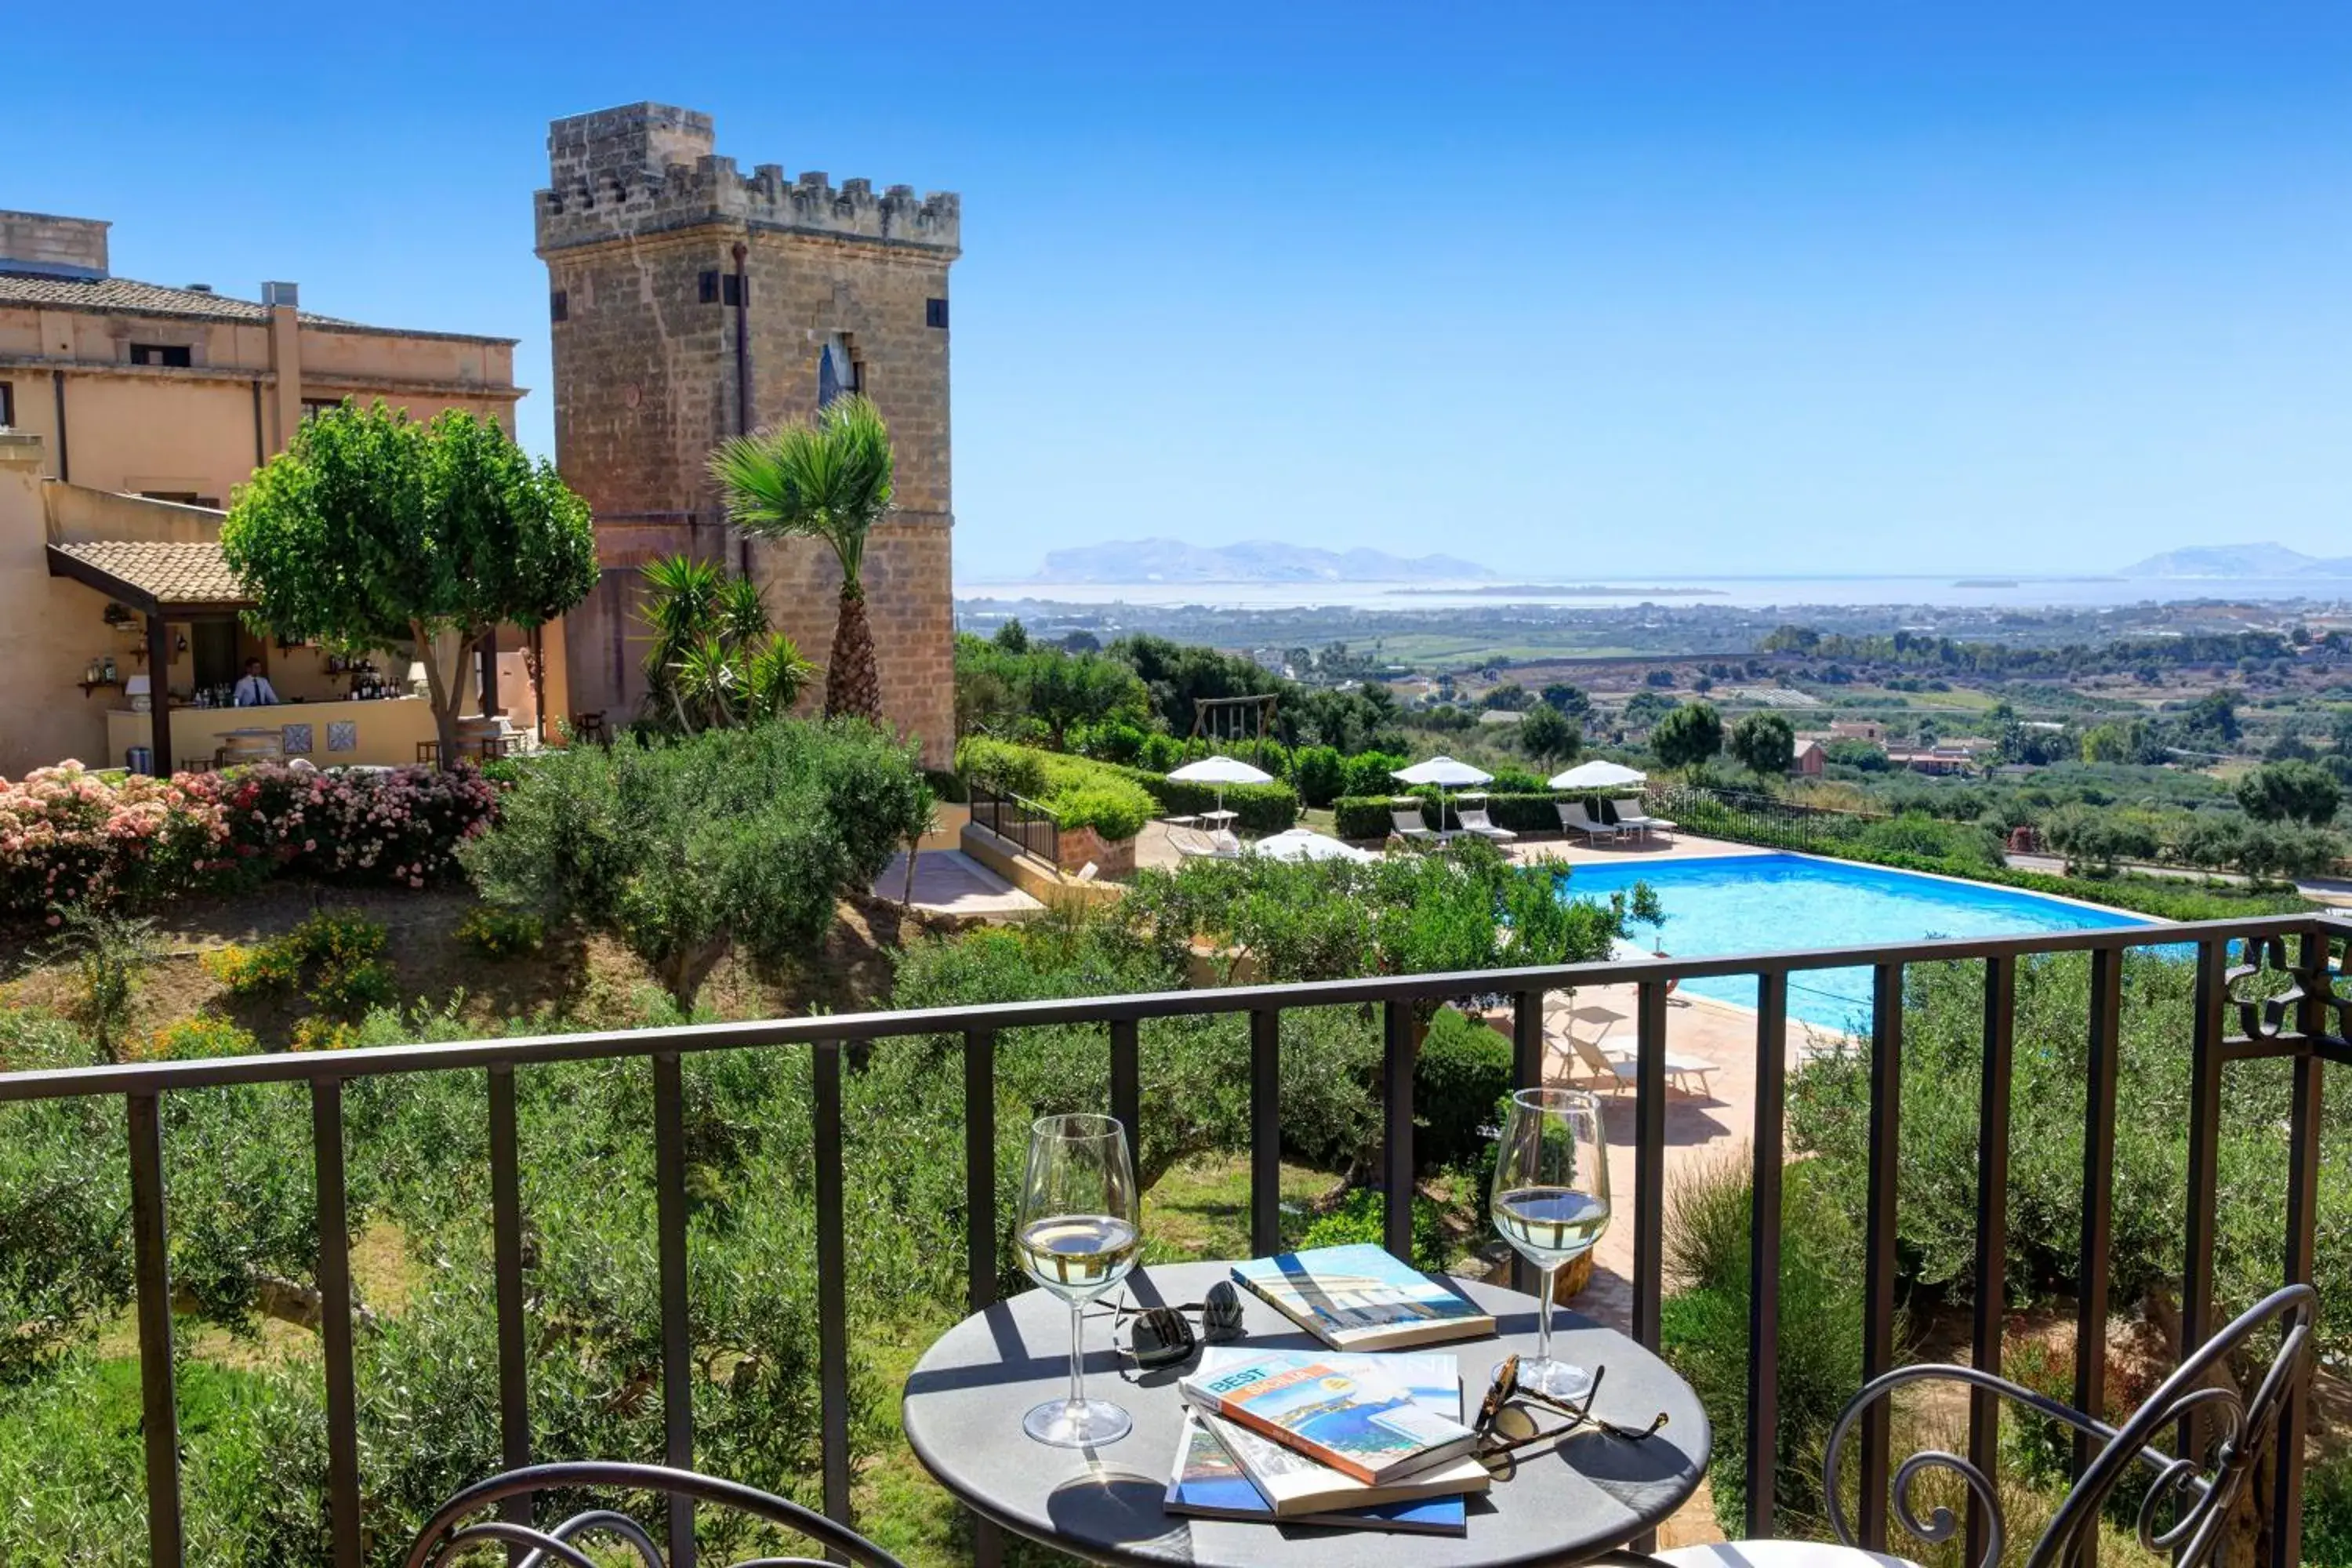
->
xmin=1086 ymin=1281 xmax=1247 ymax=1368
xmin=1472 ymin=1356 xmax=1669 ymax=1475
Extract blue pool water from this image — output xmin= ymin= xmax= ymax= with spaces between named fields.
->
xmin=1559 ymin=854 xmax=2155 ymax=1029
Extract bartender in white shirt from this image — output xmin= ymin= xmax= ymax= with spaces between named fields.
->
xmin=231 ymin=659 xmax=281 ymax=707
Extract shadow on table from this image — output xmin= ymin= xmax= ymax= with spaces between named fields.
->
xmin=1045 ymin=1472 xmax=1189 ymax=1552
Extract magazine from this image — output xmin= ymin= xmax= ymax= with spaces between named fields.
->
xmin=1229 ymin=1244 xmax=1494 ymax=1351
xmin=1177 ymin=1347 xmax=1482 ymax=1485
xmin=1163 ymin=1409 xmax=1470 ymax=1532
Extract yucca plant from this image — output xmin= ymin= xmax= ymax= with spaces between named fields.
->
xmin=706 ymin=394 xmax=895 ymax=722
xmin=637 ymin=554 xmax=814 ymax=734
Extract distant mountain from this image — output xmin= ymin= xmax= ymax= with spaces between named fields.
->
xmin=2120 ymin=543 xmax=2352 ymax=579
xmin=1031 ymin=538 xmax=1496 ymax=584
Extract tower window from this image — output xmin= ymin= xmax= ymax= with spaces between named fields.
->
xmin=0 ymin=381 xmax=13 ymax=427
xmin=818 ymin=334 xmax=862 ymax=408
xmin=925 ymin=297 xmax=949 ymax=329
xmin=550 ymin=289 xmax=568 ymax=322
xmin=723 ymin=273 xmax=745 ymax=307
xmin=129 ymin=343 xmax=192 ymax=368
xmin=699 ymin=270 xmax=720 ymax=304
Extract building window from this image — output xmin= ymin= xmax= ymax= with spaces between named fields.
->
xmin=550 ymin=289 xmax=568 ymax=322
xmin=699 ymin=270 xmax=720 ymax=304
xmin=129 ymin=343 xmax=192 ymax=368
xmin=0 ymin=380 xmax=12 ymax=427
xmin=818 ymin=333 xmax=862 ymax=408
xmin=925 ymin=297 xmax=949 ymax=329
xmin=700 ymin=270 xmax=746 ymax=306
xmin=303 ymin=397 xmax=345 ymax=421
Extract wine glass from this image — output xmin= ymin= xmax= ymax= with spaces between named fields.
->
xmin=1490 ymin=1087 xmax=1610 ymax=1399
xmin=1015 ymin=1112 xmax=1142 ymax=1447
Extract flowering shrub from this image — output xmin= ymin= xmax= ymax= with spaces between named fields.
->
xmin=201 ymin=910 xmax=393 ymax=1018
xmin=0 ymin=763 xmax=230 ymax=913
xmin=203 ymin=942 xmax=304 ymax=995
xmin=289 ymin=1017 xmax=360 ymax=1052
xmin=0 ymin=760 xmax=495 ymax=916
xmin=456 ymin=905 xmax=545 ymax=959
xmin=137 ymin=1017 xmax=260 ymax=1062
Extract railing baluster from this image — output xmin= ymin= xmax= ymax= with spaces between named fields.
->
xmin=488 ymin=1065 xmax=531 ymax=1549
xmin=1381 ymin=1000 xmax=1414 ymax=1262
xmin=2072 ymin=945 xmax=2122 ymax=1568
xmin=1249 ymin=1009 xmax=1280 ymax=1257
xmin=962 ymin=1028 xmax=1003 ymax=1568
xmin=2178 ymin=938 xmax=2225 ymax=1464
xmin=2272 ymin=930 xmax=2326 ymax=1566
xmin=127 ymin=1091 xmax=183 ymax=1568
xmin=311 ymin=1079 xmax=361 ymax=1568
xmin=1744 ymin=971 xmax=1788 ymax=1541
xmin=1858 ymin=960 xmax=1904 ymax=1552
xmin=1511 ymin=989 xmax=1544 ymax=1297
xmin=1109 ymin=1018 xmax=1141 ymax=1167
xmin=1966 ymin=956 xmax=2015 ymax=1566
xmin=652 ymin=1051 xmax=695 ymax=1568
xmin=813 ymin=1040 xmax=852 ymax=1548
xmin=1628 ymin=978 xmax=1669 ymax=1557
xmin=1631 ymin=979 xmax=1668 ymax=1350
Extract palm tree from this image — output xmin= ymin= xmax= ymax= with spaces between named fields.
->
xmin=706 ymin=394 xmax=895 ymax=722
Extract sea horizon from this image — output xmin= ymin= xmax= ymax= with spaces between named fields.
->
xmin=951 ymin=573 xmax=2352 ymax=613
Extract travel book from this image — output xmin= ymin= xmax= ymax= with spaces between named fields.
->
xmin=1177 ymin=1348 xmax=1482 ymax=1485
xmin=1229 ymin=1243 xmax=1494 ymax=1351
xmin=1165 ymin=1348 xmax=1485 ymax=1528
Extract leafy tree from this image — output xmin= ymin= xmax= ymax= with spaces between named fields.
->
xmin=1540 ymin=682 xmax=1592 ymax=720
xmin=707 ymin=394 xmax=897 ymax=722
xmin=1062 ymin=630 xmax=1102 ymax=654
xmin=1290 ymin=744 xmax=1348 ymax=808
xmin=1025 ymin=649 xmax=1152 ymax=749
xmin=223 ymin=403 xmax=597 ymax=764
xmin=1517 ymin=702 xmax=1582 ymax=766
xmin=1482 ymin=682 xmax=1533 ymax=712
xmin=1728 ymin=712 xmax=1795 ymax=777
xmin=1823 ymin=737 xmax=1889 ymax=771
xmin=460 ymin=720 xmax=931 ymax=1007
xmin=1622 ymin=689 xmax=1679 ymax=731
xmin=1651 ymin=702 xmax=1725 ymax=775
xmin=636 ymin=555 xmax=814 ymax=735
xmin=993 ymin=618 xmax=1029 ymax=652
xmin=2234 ymin=760 xmax=2343 ymax=826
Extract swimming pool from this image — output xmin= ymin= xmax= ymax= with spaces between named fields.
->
xmin=1559 ymin=853 xmax=2156 ymax=1029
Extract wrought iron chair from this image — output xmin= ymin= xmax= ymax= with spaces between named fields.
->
xmin=402 ymin=1461 xmax=907 ymax=1568
xmin=1619 ymin=1283 xmax=2316 ymax=1568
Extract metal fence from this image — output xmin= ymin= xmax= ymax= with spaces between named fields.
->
xmin=0 ymin=913 xmax=2344 ymax=1566
xmin=1650 ymin=781 xmax=1882 ymax=853
xmin=967 ymin=779 xmax=1059 ymax=866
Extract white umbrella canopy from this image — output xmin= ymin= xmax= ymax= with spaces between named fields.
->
xmin=1549 ymin=759 xmax=1648 ymax=790
xmin=1391 ymin=755 xmax=1494 ymax=789
xmin=1251 ymin=826 xmax=1379 ymax=864
xmin=1168 ymin=755 xmax=1276 ymax=787
xmin=1167 ymin=753 xmax=1276 ymax=815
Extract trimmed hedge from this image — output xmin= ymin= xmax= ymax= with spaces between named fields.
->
xmin=960 ymin=737 xmax=1299 ymax=836
xmin=956 ymin=738 xmax=1156 ymax=840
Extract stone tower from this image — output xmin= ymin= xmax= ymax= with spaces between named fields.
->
xmin=535 ymin=103 xmax=959 ymax=761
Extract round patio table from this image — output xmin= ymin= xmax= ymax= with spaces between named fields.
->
xmin=902 ymin=1260 xmax=1710 ymax=1567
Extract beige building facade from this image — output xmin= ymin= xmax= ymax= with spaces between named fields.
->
xmin=535 ymin=104 xmax=959 ymax=763
xmin=0 ymin=212 xmax=538 ymax=775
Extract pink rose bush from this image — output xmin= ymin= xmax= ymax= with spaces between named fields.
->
xmin=0 ymin=760 xmax=498 ymax=914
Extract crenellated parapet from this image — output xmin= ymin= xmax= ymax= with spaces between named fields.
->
xmin=536 ymin=103 xmax=959 ymax=256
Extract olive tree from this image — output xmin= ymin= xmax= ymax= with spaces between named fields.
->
xmin=1728 ymin=711 xmax=1796 ymax=778
xmin=223 ymin=403 xmax=597 ymax=765
xmin=1650 ymin=702 xmax=1725 ymax=775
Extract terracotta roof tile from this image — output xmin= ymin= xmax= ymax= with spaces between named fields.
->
xmin=0 ymin=270 xmax=515 ymax=344
xmin=50 ymin=541 xmax=249 ymax=608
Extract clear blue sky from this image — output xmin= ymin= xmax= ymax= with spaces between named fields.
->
xmin=15 ymin=2 xmax=2350 ymax=578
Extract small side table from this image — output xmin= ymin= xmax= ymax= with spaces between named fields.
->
xmin=903 ymin=1260 xmax=1710 ymax=1567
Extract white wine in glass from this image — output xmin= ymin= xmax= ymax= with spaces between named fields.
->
xmin=1016 ymin=1112 xmax=1141 ymax=1447
xmin=1490 ymin=1087 xmax=1610 ymax=1399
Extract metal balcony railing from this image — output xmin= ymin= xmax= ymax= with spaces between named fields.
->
xmin=967 ymin=779 xmax=1060 ymax=866
xmin=0 ymin=912 xmax=2343 ymax=1566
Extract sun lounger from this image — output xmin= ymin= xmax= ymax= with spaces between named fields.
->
xmin=1167 ymin=826 xmax=1242 ymax=859
xmin=1609 ymin=798 xmax=1675 ymax=842
xmin=1557 ymin=800 xmax=1623 ymax=843
xmin=1455 ymin=805 xmax=1518 ymax=844
xmin=1389 ymin=807 xmax=1439 ymax=844
xmin=1545 ymin=1009 xmax=1717 ymax=1098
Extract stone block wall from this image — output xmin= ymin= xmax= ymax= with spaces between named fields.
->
xmin=537 ymin=103 xmax=957 ymax=764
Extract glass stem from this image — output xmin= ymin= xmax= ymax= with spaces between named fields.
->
xmin=1537 ymin=1262 xmax=1559 ymax=1365
xmin=1068 ymin=1301 xmax=1086 ymax=1412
